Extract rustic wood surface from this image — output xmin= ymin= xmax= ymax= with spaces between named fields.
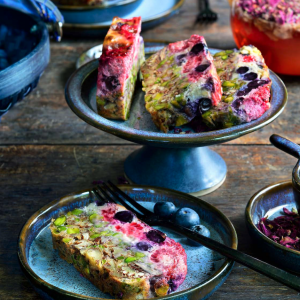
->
xmin=1 ymin=0 xmax=300 ymax=299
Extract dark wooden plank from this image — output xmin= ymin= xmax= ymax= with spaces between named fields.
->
xmin=0 ymin=144 xmax=299 ymax=299
xmin=0 ymin=0 xmax=298 ymax=145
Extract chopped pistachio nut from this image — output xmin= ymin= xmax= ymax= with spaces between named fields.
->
xmin=54 ymin=215 xmax=66 ymax=226
xmin=221 ymin=55 xmax=228 ymax=60
xmin=153 ymin=93 xmax=163 ymax=101
xmin=222 ymin=81 xmax=235 ymax=87
xmin=67 ymin=227 xmax=80 ymax=234
xmin=62 ymin=238 xmax=72 ymax=243
xmin=125 ymin=257 xmax=137 ymax=263
xmin=71 ymin=208 xmax=83 ymax=216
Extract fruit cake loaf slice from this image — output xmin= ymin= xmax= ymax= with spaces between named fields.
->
xmin=50 ymin=202 xmax=187 ymax=299
xmin=202 ymin=45 xmax=272 ymax=128
xmin=140 ymin=35 xmax=222 ymax=133
xmin=96 ymin=17 xmax=145 ymax=120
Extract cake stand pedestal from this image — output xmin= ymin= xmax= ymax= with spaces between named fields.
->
xmin=65 ymin=47 xmax=287 ymax=196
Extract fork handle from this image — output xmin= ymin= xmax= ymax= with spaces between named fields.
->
xmin=163 ymin=221 xmax=300 ymax=292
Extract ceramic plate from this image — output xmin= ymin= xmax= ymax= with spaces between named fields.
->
xmin=66 ymin=45 xmax=287 ymax=148
xmin=246 ymin=181 xmax=300 ymax=274
xmin=56 ymin=0 xmax=137 ymax=10
xmin=19 ymin=185 xmax=237 ymax=300
xmin=62 ymin=0 xmax=185 ymax=36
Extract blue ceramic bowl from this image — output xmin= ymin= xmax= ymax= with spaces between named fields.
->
xmin=245 ymin=181 xmax=300 ymax=274
xmin=0 ymin=5 xmax=50 ymax=117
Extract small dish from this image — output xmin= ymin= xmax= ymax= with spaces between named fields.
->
xmin=18 ymin=185 xmax=237 ymax=300
xmin=246 ymin=181 xmax=300 ymax=274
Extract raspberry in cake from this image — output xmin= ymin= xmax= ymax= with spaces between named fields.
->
xmin=202 ymin=45 xmax=272 ymax=128
xmin=50 ymin=202 xmax=187 ymax=299
xmin=141 ymin=35 xmax=222 ymax=133
xmin=96 ymin=17 xmax=145 ymax=120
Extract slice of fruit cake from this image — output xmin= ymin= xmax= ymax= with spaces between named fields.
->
xmin=141 ymin=35 xmax=222 ymax=133
xmin=96 ymin=17 xmax=145 ymax=120
xmin=50 ymin=202 xmax=187 ymax=300
xmin=202 ymin=45 xmax=272 ymax=128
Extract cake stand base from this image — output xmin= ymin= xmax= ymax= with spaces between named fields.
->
xmin=124 ymin=146 xmax=227 ymax=196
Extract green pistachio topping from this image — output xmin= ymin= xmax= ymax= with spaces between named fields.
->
xmin=58 ymin=226 xmax=67 ymax=232
xmin=135 ymin=252 xmax=145 ymax=258
xmin=153 ymin=93 xmax=163 ymax=101
xmin=62 ymin=238 xmax=71 ymax=243
xmin=125 ymin=257 xmax=137 ymax=263
xmin=225 ymin=50 xmax=234 ymax=54
xmin=222 ymin=81 xmax=235 ymax=87
xmin=67 ymin=227 xmax=80 ymax=234
xmin=54 ymin=215 xmax=66 ymax=226
xmin=71 ymin=208 xmax=83 ymax=216
xmin=90 ymin=233 xmax=101 ymax=239
xmin=221 ymin=55 xmax=228 ymax=60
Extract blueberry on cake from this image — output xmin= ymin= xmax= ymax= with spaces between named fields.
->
xmin=141 ymin=35 xmax=222 ymax=133
xmin=202 ymin=45 xmax=272 ymax=128
xmin=96 ymin=17 xmax=145 ymax=120
xmin=50 ymin=202 xmax=187 ymax=299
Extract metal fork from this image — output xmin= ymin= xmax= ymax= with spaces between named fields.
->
xmin=195 ymin=0 xmax=218 ymax=24
xmin=93 ymin=182 xmax=300 ymax=292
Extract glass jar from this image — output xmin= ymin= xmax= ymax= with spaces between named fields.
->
xmin=230 ymin=0 xmax=300 ymax=75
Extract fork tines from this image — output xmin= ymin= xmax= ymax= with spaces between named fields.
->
xmin=93 ymin=182 xmax=152 ymax=219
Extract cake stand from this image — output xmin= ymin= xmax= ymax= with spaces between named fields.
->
xmin=65 ymin=46 xmax=287 ymax=195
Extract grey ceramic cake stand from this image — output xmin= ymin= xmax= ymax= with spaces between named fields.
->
xmin=65 ymin=48 xmax=287 ymax=195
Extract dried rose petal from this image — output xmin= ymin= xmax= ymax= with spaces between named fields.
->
xmin=257 ymin=207 xmax=300 ymax=251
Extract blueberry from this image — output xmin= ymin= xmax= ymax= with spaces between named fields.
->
xmin=154 ymin=202 xmax=177 ymax=218
xmin=173 ymin=208 xmax=200 ymax=228
xmin=146 ymin=229 xmax=166 ymax=243
xmin=104 ymin=75 xmax=120 ymax=90
xmin=232 ymin=98 xmax=243 ymax=110
xmin=190 ymin=43 xmax=206 ymax=55
xmin=175 ymin=54 xmax=187 ymax=66
xmin=247 ymin=79 xmax=268 ymax=88
xmin=136 ymin=241 xmax=152 ymax=251
xmin=114 ymin=211 xmax=134 ymax=223
xmin=188 ymin=225 xmax=211 ymax=247
xmin=236 ymin=87 xmax=251 ymax=97
xmin=202 ymin=78 xmax=215 ymax=92
xmin=236 ymin=66 xmax=249 ymax=74
xmin=243 ymin=72 xmax=258 ymax=81
xmin=199 ymin=98 xmax=212 ymax=113
xmin=195 ymin=63 xmax=210 ymax=72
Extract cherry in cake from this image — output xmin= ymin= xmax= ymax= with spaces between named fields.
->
xmin=96 ymin=16 xmax=145 ymax=120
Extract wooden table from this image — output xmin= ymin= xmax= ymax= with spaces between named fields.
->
xmin=1 ymin=0 xmax=300 ymax=299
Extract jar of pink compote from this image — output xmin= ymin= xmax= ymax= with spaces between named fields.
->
xmin=230 ymin=0 xmax=300 ymax=75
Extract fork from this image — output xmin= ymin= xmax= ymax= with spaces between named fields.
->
xmin=92 ymin=182 xmax=300 ymax=292
xmin=195 ymin=0 xmax=218 ymax=24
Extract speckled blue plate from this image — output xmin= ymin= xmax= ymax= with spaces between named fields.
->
xmin=18 ymin=185 xmax=237 ymax=300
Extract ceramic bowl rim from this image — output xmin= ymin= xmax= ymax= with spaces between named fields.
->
xmin=62 ymin=0 xmax=185 ymax=29
xmin=245 ymin=180 xmax=300 ymax=256
xmin=56 ymin=0 xmax=138 ymax=11
xmin=18 ymin=184 xmax=238 ymax=300
xmin=0 ymin=5 xmax=50 ymax=98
